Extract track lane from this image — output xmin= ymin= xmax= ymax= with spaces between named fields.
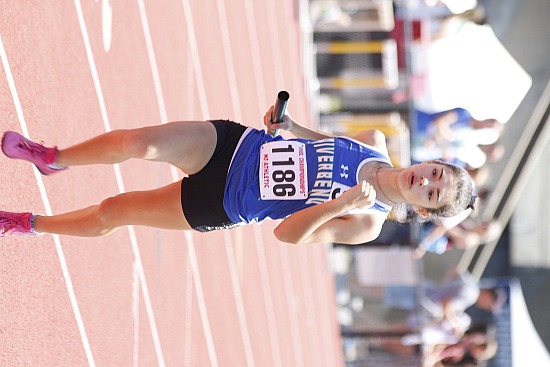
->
xmin=0 ymin=1 xmax=345 ymax=366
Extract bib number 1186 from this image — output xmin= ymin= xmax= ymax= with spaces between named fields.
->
xmin=260 ymin=141 xmax=308 ymax=200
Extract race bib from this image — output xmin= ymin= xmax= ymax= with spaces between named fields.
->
xmin=260 ymin=140 xmax=308 ymax=200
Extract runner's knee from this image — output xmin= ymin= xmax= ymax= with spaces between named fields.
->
xmin=95 ymin=196 xmax=125 ymax=235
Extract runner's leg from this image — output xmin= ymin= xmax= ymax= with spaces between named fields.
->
xmin=33 ymin=181 xmax=189 ymax=236
xmin=57 ymin=121 xmax=217 ymax=174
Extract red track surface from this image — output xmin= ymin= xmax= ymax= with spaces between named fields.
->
xmin=0 ymin=1 xmax=344 ymax=366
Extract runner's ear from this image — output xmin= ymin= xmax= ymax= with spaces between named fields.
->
xmin=412 ymin=206 xmax=428 ymax=218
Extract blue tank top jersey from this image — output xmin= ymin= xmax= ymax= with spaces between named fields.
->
xmin=223 ymin=127 xmax=393 ymax=225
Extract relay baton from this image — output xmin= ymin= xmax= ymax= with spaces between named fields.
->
xmin=269 ymin=90 xmax=290 ymax=137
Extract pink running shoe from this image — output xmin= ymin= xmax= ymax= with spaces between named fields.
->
xmin=0 ymin=211 xmax=36 ymax=237
xmin=2 ymin=131 xmax=66 ymax=175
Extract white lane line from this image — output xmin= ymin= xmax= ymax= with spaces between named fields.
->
xmin=282 ymin=2 xmax=329 ymax=362
xmin=215 ymin=0 xmax=242 ymax=121
xmin=243 ymin=0 xmax=302 ymax=364
xmin=213 ymin=1 xmax=259 ymax=365
xmin=253 ymin=227 xmax=282 ymax=367
xmin=0 ymin=34 xmax=96 ymax=367
xmin=243 ymin=1 xmax=302 ymax=365
xmin=187 ymin=48 xmax=195 ymax=117
xmin=223 ymin=232 xmax=255 ymax=367
xmin=101 ymin=0 xmax=113 ymax=52
xmin=264 ymin=0 xmax=285 ymax=88
xmin=185 ymin=232 xmax=219 ymax=367
xmin=72 ymin=2 xmax=166 ymax=366
xmin=282 ymin=0 xmax=306 ymax=106
xmin=135 ymin=2 xmax=218 ymax=366
xmin=279 ymin=245 xmax=305 ymax=367
xmin=136 ymin=0 xmax=178 ymax=189
xmin=243 ymin=0 xmax=267 ymax=108
xmin=315 ymin=248 xmax=337 ymax=367
xmin=136 ymin=0 xmax=168 ymax=124
xmin=263 ymin=2 xmax=315 ymax=363
xmin=172 ymin=0 xmax=257 ymax=362
xmin=132 ymin=261 xmax=140 ymax=367
xmin=184 ymin=256 xmax=193 ymax=367
xmin=298 ymin=247 xmax=323 ymax=367
xmin=180 ymin=0 xmax=209 ymax=118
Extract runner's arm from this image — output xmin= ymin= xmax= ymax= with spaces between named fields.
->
xmin=287 ymin=119 xmax=334 ymax=140
xmin=263 ymin=106 xmax=390 ymax=144
xmin=273 ymin=181 xmax=386 ymax=244
xmin=264 ymin=105 xmax=334 ymax=140
xmin=274 ymin=204 xmax=385 ymax=245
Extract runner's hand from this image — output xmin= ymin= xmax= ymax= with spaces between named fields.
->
xmin=339 ymin=181 xmax=377 ymax=210
xmin=264 ymin=105 xmax=293 ymax=134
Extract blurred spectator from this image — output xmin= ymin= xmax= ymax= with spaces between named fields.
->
xmin=414 ymin=211 xmax=503 ymax=257
xmin=405 ymin=0 xmax=477 ymax=19
xmin=438 ymin=0 xmax=478 ymax=15
xmin=420 ymin=269 xmax=507 ymax=322
xmin=383 ymin=268 xmax=507 ymax=335
xmin=368 ymin=323 xmax=497 ymax=367
xmin=421 ymin=323 xmax=498 ymax=367
xmin=411 ymin=107 xmax=504 ymax=169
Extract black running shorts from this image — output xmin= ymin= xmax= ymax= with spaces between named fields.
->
xmin=180 ymin=120 xmax=246 ymax=232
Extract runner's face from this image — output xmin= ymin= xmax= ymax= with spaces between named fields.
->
xmin=396 ymin=162 xmax=455 ymax=209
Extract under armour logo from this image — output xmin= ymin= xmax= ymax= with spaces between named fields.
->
xmin=340 ymin=164 xmax=349 ymax=179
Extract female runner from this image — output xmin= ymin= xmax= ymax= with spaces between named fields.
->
xmin=0 ymin=106 xmax=476 ymax=244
